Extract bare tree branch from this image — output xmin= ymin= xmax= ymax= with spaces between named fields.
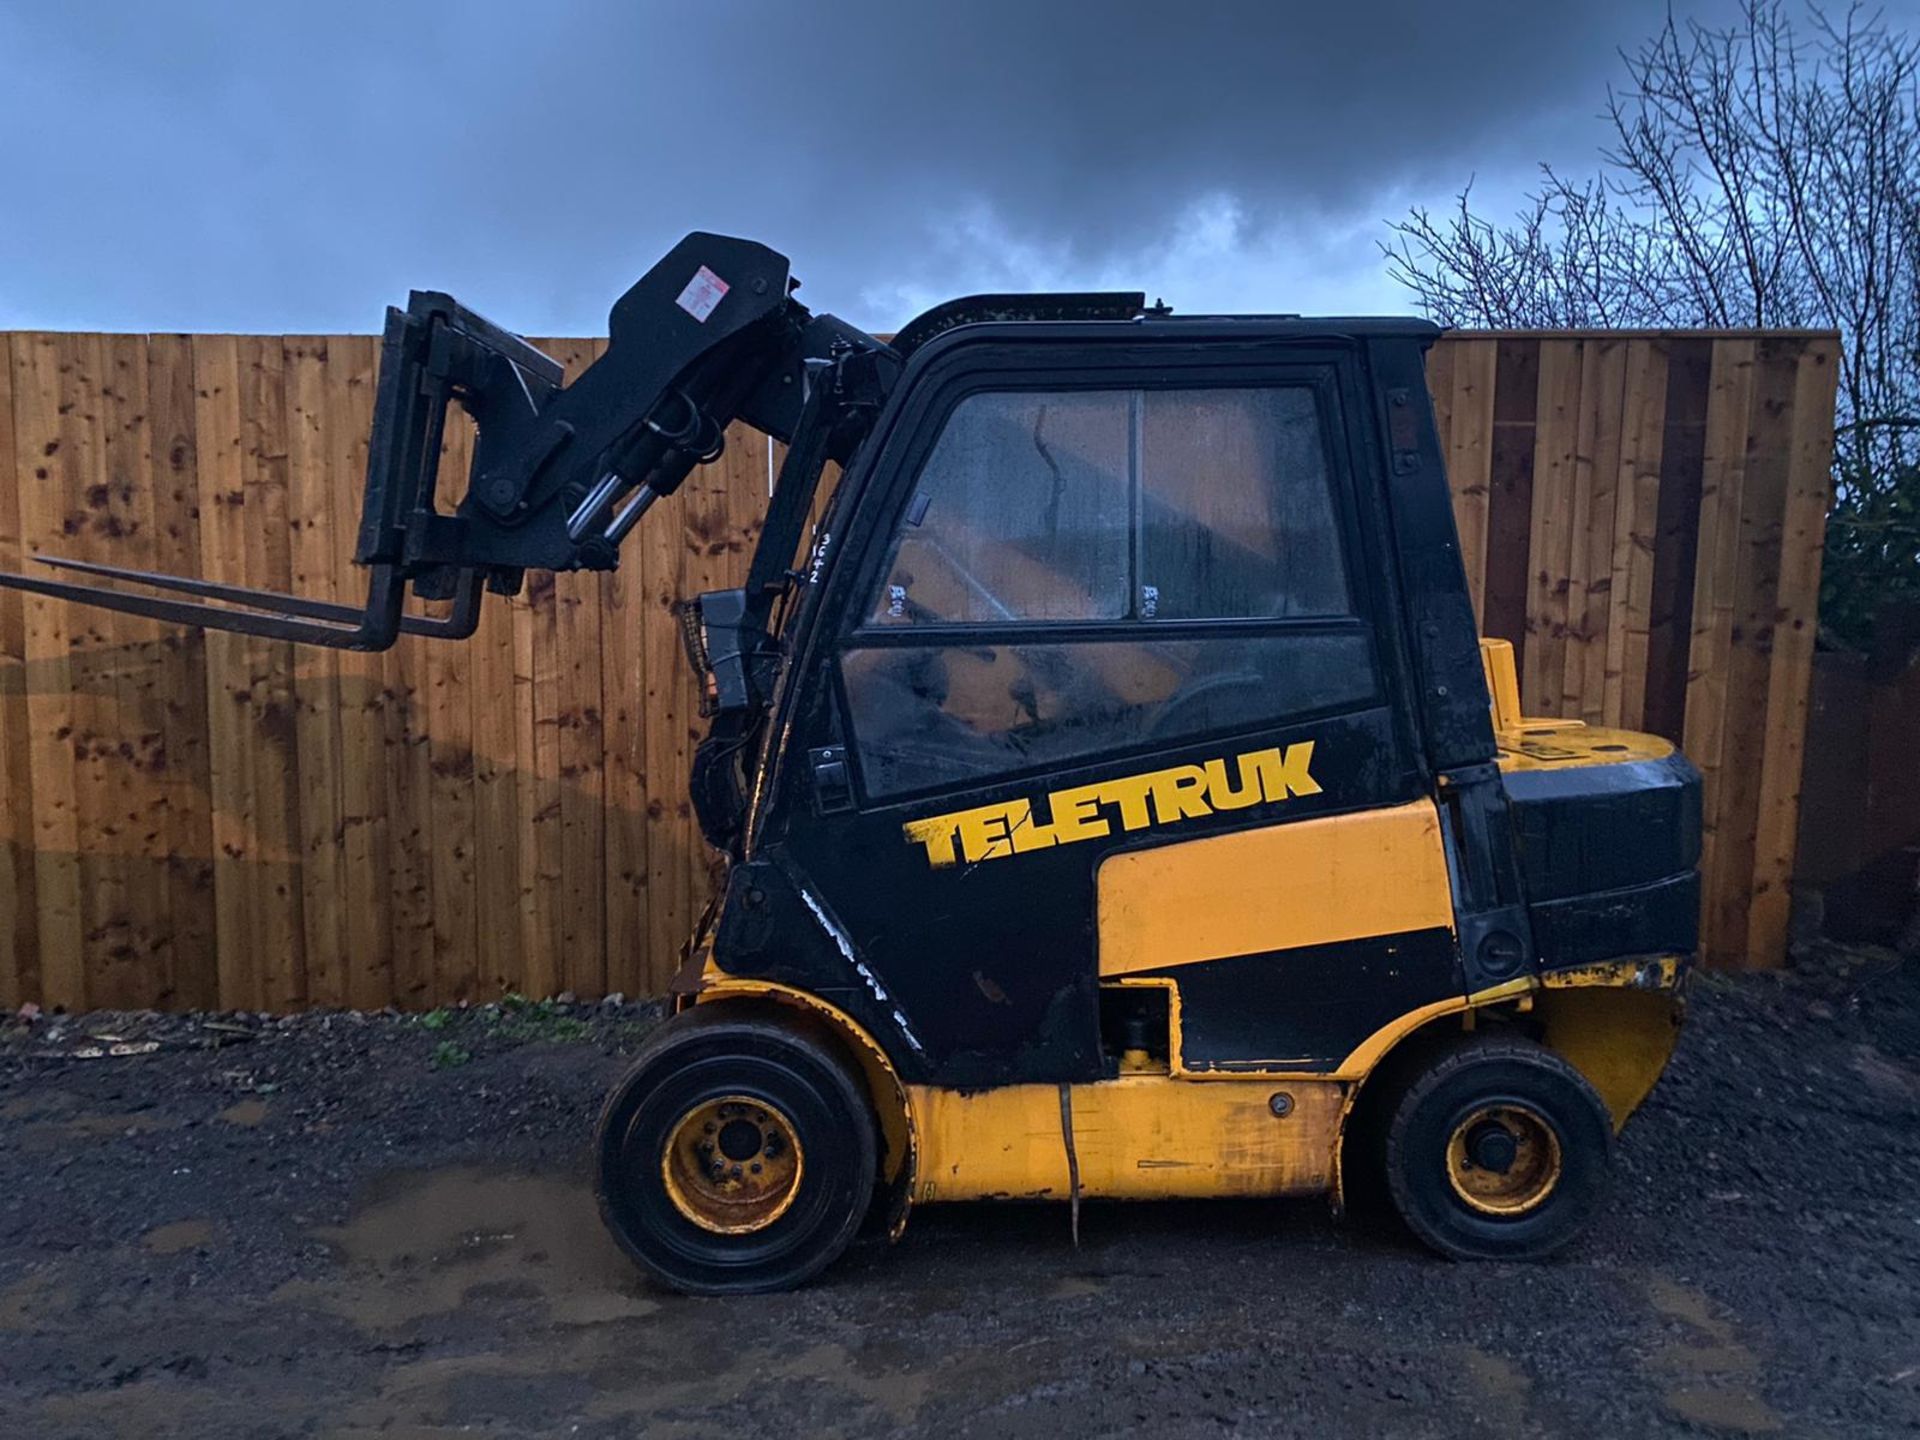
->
xmin=1382 ymin=0 xmax=1920 ymax=483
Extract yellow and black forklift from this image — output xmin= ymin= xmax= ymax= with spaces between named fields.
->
xmin=0 ymin=234 xmax=1700 ymax=1294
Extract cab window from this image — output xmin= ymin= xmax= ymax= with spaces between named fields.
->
xmin=844 ymin=381 xmax=1372 ymax=799
xmin=869 ymin=391 xmax=1130 ymax=625
xmin=1138 ymin=387 xmax=1348 ymax=620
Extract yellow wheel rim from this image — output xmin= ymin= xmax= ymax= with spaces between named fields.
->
xmin=1444 ymin=1104 xmax=1563 ymax=1216
xmin=660 ymin=1095 xmax=805 ymax=1235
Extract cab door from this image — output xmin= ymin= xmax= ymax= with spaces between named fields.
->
xmin=757 ymin=336 xmax=1457 ymax=1088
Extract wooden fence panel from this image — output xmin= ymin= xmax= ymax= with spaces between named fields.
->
xmin=0 ymin=336 xmax=37 ymax=1006
xmin=323 ymin=335 xmax=393 ymax=1011
xmin=1569 ymin=338 xmax=1627 ymax=724
xmin=545 ymin=339 xmax=610 ymax=1002
xmin=11 ymin=335 xmax=85 ymax=1006
xmin=287 ymin=336 xmax=349 ymax=1007
xmin=1682 ymin=337 xmax=1759 ymax=945
xmin=145 ymin=335 xmax=217 ymax=1010
xmin=1602 ymin=338 xmax=1669 ymax=730
xmin=1750 ymin=342 xmax=1840 ymax=962
xmin=0 ymin=327 xmax=1842 ymax=1007
xmin=1438 ymin=339 xmax=1497 ymax=624
xmin=1524 ymin=338 xmax=1583 ymax=711
xmin=1483 ymin=339 xmax=1540 ymax=665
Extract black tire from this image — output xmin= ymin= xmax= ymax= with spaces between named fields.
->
xmin=594 ymin=1008 xmax=877 ymax=1295
xmin=1385 ymin=1036 xmax=1613 ymax=1262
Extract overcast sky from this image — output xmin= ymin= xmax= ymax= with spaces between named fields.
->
xmin=2 ymin=0 xmax=1913 ymax=335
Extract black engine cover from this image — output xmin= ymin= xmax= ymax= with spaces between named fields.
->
xmin=1503 ymin=752 xmax=1703 ymax=969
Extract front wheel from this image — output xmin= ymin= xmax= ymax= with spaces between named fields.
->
xmin=1385 ymin=1036 xmax=1613 ymax=1261
xmin=594 ymin=1008 xmax=877 ymax=1295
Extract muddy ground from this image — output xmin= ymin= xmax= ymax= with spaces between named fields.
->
xmin=2 ymin=948 xmax=1917 ymax=1440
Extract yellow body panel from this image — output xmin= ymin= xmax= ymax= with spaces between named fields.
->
xmin=1537 ymin=964 xmax=1686 ymax=1132
xmin=1095 ymin=799 xmax=1455 ymax=977
xmin=1496 ymin=726 xmax=1675 ymax=772
xmin=1540 ymin=956 xmax=1684 ymax=990
xmin=1479 ymin=636 xmax=1674 ymax=771
xmin=1481 ymin=637 xmax=1525 ymax=735
xmin=907 ymin=1075 xmax=1344 ymax=1202
xmin=1328 ymin=977 xmax=1535 ymax=1080
xmin=692 ymin=964 xmax=1686 ymax=1216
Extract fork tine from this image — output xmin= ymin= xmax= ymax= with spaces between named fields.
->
xmin=0 ymin=567 xmax=397 ymax=648
xmin=28 ymin=552 xmax=476 ymax=642
xmin=406 ymin=569 xmax=484 ymax=640
xmin=33 ymin=555 xmax=370 ymax=624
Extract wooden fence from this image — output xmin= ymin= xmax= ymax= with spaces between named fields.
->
xmin=0 ymin=329 xmax=1837 ymax=1011
xmin=1794 ymin=639 xmax=1920 ymax=944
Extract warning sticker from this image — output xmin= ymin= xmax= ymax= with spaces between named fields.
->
xmin=675 ymin=265 xmax=730 ymax=322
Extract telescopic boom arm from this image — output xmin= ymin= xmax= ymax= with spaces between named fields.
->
xmin=0 ymin=233 xmax=887 ymax=651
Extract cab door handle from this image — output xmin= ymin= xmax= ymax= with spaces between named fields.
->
xmin=809 ymin=746 xmax=853 ymax=814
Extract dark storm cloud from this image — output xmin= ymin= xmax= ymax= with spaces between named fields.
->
xmin=0 ymin=0 xmax=1858 ymax=331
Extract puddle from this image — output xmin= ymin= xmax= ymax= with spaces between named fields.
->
xmin=1647 ymin=1340 xmax=1761 ymax=1378
xmin=349 ymin=1350 xmax=603 ymax=1432
xmin=144 ymin=1218 xmax=216 ymax=1255
xmin=577 ymin=1339 xmax=937 ymax=1431
xmin=1646 ymin=1276 xmax=1760 ymax=1376
xmin=1664 ymin=1384 xmax=1784 ymax=1433
xmin=1850 ymin=1045 xmax=1920 ymax=1105
xmin=273 ymin=1167 xmax=658 ymax=1331
xmin=1458 ymin=1346 xmax=1532 ymax=1428
xmin=56 ymin=1111 xmax=172 ymax=1137
xmin=1648 ymin=1275 xmax=1724 ymax=1331
xmin=1049 ymin=1274 xmax=1105 ymax=1300
xmin=0 ymin=1271 xmax=74 ymax=1333
xmin=15 ymin=1103 xmax=177 ymax=1152
xmin=38 ymin=1379 xmax=236 ymax=1440
xmin=1644 ymin=1275 xmax=1780 ymax=1432
xmin=217 ymin=1098 xmax=270 ymax=1128
xmin=1 ymin=1092 xmax=55 ymax=1121
xmin=320 ymin=1308 xmax=938 ymax=1435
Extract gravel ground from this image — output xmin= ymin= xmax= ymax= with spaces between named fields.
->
xmin=1 ymin=947 xmax=1917 ymax=1440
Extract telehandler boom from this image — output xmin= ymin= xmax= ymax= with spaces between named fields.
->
xmin=0 ymin=234 xmax=1700 ymax=1293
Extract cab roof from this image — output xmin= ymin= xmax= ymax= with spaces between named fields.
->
xmin=887 ymin=289 xmax=1440 ymax=359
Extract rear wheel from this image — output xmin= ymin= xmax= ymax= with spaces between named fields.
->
xmin=1385 ymin=1036 xmax=1612 ymax=1261
xmin=594 ymin=1008 xmax=877 ymax=1295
